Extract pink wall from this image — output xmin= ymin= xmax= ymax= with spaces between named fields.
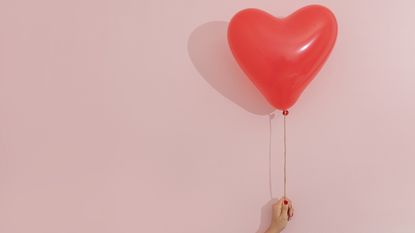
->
xmin=1 ymin=0 xmax=414 ymax=232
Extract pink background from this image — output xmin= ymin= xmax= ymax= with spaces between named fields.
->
xmin=1 ymin=0 xmax=414 ymax=232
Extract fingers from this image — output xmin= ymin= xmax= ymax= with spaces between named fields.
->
xmin=285 ymin=197 xmax=293 ymax=216
xmin=273 ymin=197 xmax=294 ymax=220
xmin=288 ymin=206 xmax=294 ymax=221
xmin=286 ymin=198 xmax=294 ymax=221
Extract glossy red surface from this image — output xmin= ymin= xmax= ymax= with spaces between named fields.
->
xmin=228 ymin=5 xmax=337 ymax=111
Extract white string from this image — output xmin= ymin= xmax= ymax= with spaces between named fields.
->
xmin=269 ymin=114 xmax=274 ymax=199
xmin=283 ymin=114 xmax=287 ymax=198
xmin=268 ymin=112 xmax=288 ymax=199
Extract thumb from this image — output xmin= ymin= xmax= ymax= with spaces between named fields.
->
xmin=281 ymin=199 xmax=289 ymax=219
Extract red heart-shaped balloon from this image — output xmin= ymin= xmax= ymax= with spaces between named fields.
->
xmin=228 ymin=5 xmax=337 ymax=111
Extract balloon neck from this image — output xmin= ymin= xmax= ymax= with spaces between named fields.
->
xmin=282 ymin=110 xmax=289 ymax=116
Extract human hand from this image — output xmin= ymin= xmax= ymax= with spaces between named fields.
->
xmin=265 ymin=197 xmax=294 ymax=233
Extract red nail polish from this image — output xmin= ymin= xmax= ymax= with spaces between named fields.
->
xmin=284 ymin=200 xmax=288 ymax=205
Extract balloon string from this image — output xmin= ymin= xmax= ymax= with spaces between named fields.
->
xmin=268 ymin=112 xmax=288 ymax=199
xmin=283 ymin=114 xmax=287 ymax=199
xmin=268 ymin=114 xmax=274 ymax=199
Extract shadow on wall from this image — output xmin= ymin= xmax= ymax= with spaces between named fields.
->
xmin=187 ymin=21 xmax=278 ymax=233
xmin=187 ymin=21 xmax=274 ymax=115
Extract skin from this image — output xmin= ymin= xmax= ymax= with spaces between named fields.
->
xmin=264 ymin=197 xmax=294 ymax=233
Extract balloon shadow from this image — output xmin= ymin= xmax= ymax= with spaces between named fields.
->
xmin=187 ymin=21 xmax=274 ymax=115
xmin=188 ymin=22 xmax=278 ymax=232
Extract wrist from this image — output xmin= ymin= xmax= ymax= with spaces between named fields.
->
xmin=265 ymin=224 xmax=281 ymax=233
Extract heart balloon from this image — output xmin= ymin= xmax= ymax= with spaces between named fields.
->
xmin=227 ymin=5 xmax=337 ymax=112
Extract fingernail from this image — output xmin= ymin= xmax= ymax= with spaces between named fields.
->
xmin=284 ymin=200 xmax=288 ymax=205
